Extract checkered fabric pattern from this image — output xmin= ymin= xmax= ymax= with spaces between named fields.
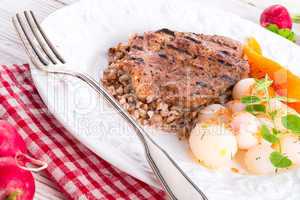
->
xmin=0 ymin=64 xmax=166 ymax=200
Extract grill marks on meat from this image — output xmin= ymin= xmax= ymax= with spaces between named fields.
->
xmin=106 ymin=29 xmax=249 ymax=110
xmin=156 ymin=28 xmax=175 ymax=36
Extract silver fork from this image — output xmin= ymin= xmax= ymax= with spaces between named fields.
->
xmin=12 ymin=11 xmax=208 ymax=200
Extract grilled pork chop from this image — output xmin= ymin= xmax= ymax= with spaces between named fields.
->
xmin=105 ymin=29 xmax=249 ymax=110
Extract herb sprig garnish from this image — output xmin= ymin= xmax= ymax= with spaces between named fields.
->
xmin=240 ymin=75 xmax=300 ymax=169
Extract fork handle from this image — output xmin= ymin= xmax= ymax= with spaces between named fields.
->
xmin=144 ymin=136 xmax=208 ymax=200
xmin=54 ymin=69 xmax=207 ymax=200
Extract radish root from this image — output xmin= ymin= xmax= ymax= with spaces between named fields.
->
xmin=15 ymin=152 xmax=48 ymax=172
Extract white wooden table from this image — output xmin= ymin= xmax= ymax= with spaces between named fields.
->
xmin=0 ymin=0 xmax=298 ymax=199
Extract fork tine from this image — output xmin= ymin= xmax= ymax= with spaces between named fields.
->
xmin=24 ymin=11 xmax=58 ymax=65
xmin=29 ymin=11 xmax=66 ymax=64
xmin=14 ymin=14 xmax=49 ymax=65
xmin=12 ymin=15 xmax=48 ymax=67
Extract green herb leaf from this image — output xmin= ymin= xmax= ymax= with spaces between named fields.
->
xmin=293 ymin=15 xmax=300 ymax=23
xmin=287 ymin=31 xmax=297 ymax=42
xmin=277 ymin=29 xmax=296 ymax=42
xmin=246 ymin=104 xmax=266 ymax=114
xmin=261 ymin=125 xmax=279 ymax=144
xmin=282 ymin=114 xmax=300 ymax=134
xmin=266 ymin=24 xmax=279 ymax=33
xmin=241 ymin=96 xmax=261 ymax=105
xmin=269 ymin=110 xmax=278 ymax=120
xmin=269 ymin=151 xmax=292 ymax=168
xmin=274 ymin=96 xmax=300 ymax=103
xmin=287 ymin=32 xmax=296 ymax=42
xmin=278 ymin=29 xmax=292 ymax=38
xmin=272 ymin=128 xmax=280 ymax=136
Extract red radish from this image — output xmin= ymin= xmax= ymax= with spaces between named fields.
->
xmin=260 ymin=5 xmax=293 ymax=29
xmin=0 ymin=120 xmax=47 ymax=172
xmin=0 ymin=120 xmax=26 ymax=158
xmin=0 ymin=157 xmax=35 ymax=200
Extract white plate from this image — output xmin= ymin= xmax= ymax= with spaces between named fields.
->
xmin=31 ymin=0 xmax=300 ymax=199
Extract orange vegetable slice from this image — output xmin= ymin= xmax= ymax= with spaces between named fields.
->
xmin=246 ymin=37 xmax=262 ymax=55
xmin=243 ymin=38 xmax=300 ymax=112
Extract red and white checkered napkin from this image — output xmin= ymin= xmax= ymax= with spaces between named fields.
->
xmin=0 ymin=64 xmax=165 ymax=200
